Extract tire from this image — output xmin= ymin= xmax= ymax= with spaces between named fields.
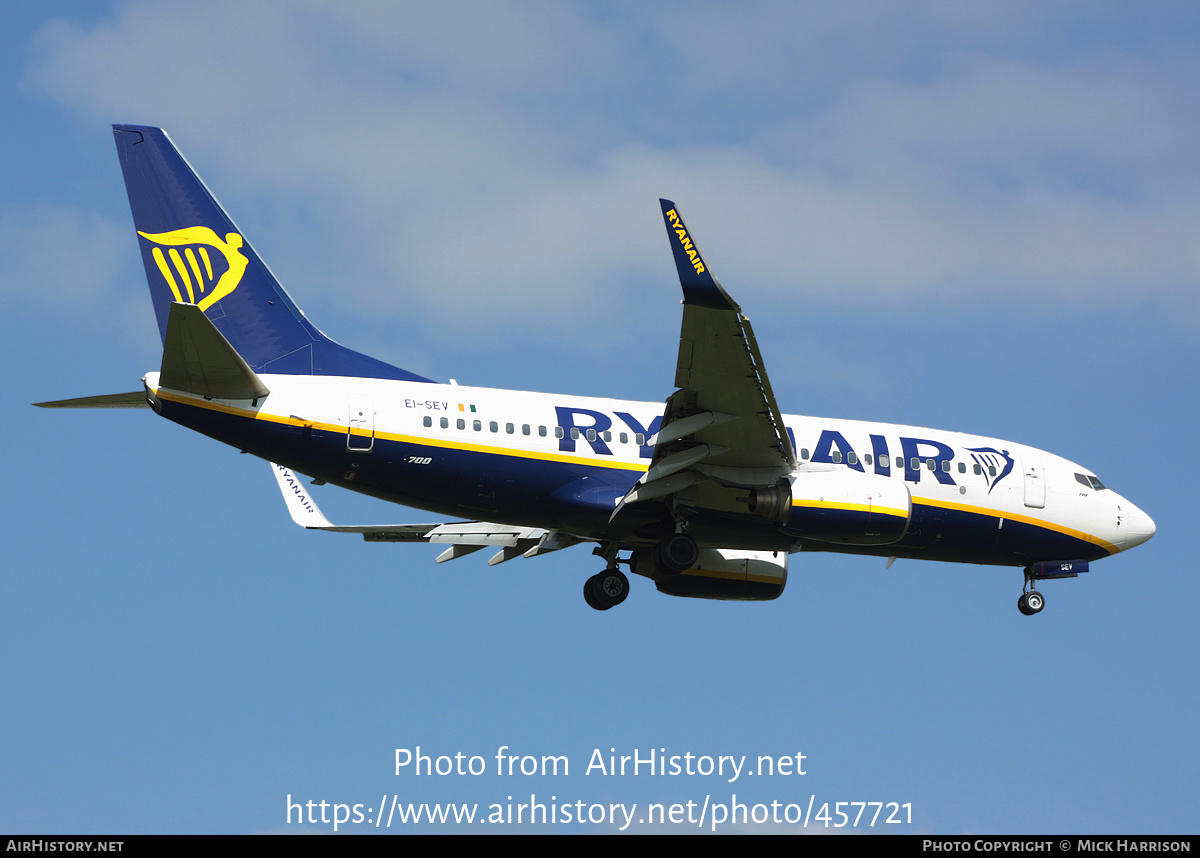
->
xmin=584 ymin=575 xmax=610 ymax=611
xmin=595 ymin=569 xmax=629 ymax=607
xmin=1018 ymin=592 xmax=1044 ymax=615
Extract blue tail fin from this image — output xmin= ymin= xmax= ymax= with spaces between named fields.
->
xmin=113 ymin=125 xmax=432 ymax=382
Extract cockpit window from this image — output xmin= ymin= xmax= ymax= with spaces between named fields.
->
xmin=1075 ymin=473 xmax=1107 ymax=491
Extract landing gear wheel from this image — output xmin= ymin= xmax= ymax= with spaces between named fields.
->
xmin=583 ymin=575 xmax=610 ymax=611
xmin=595 ymin=569 xmax=629 ymax=607
xmin=584 ymin=569 xmax=629 ymax=610
xmin=655 ymin=534 xmax=699 ymax=574
xmin=1017 ymin=591 xmax=1045 ymax=615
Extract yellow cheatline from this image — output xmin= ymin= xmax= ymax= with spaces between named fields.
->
xmin=153 ymin=389 xmax=649 ymax=473
xmin=912 ymin=496 xmax=1117 ymax=554
xmin=679 ymin=567 xmax=777 ymax=584
xmin=791 ymin=499 xmax=908 ymax=518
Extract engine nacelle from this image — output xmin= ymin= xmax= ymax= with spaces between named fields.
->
xmin=642 ymin=548 xmax=787 ymax=601
xmin=783 ymin=470 xmax=911 ymax=546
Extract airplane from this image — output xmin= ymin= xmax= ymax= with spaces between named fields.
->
xmin=36 ymin=124 xmax=1156 ymax=615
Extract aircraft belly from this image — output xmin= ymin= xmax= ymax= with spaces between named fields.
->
xmin=820 ymin=501 xmax=1114 ymax=565
xmin=155 ymin=396 xmax=645 ymax=535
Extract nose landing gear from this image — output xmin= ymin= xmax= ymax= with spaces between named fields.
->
xmin=1018 ymin=565 xmax=1045 ymax=615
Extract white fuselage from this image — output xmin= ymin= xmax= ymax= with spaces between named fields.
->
xmin=146 ymin=372 xmax=1156 ymax=566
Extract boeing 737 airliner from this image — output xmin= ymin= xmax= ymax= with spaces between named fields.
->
xmin=37 ymin=125 xmax=1155 ymax=614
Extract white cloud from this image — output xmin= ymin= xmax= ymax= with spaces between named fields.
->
xmin=0 ymin=203 xmax=129 ymax=308
xmin=21 ymin=2 xmax=1200 ymax=331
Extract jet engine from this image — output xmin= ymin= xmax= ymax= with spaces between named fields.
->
xmin=636 ymin=548 xmax=787 ymax=601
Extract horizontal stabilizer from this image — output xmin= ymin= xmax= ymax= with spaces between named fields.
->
xmin=34 ymin=391 xmax=149 ymax=408
xmin=160 ymin=302 xmax=270 ymax=400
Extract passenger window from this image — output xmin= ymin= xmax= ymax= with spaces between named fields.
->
xmin=847 ymin=452 xmax=857 ymax=465
xmin=941 ymin=460 xmax=950 ymax=473
xmin=603 ymin=431 xmax=611 ymax=442
xmin=489 ymin=421 xmax=498 ymax=433
xmin=620 ymin=433 xmax=628 ymax=444
xmin=895 ymin=456 xmax=904 ymax=468
xmin=506 ymin=423 xmax=514 ymax=434
xmin=540 ymin=426 xmax=548 ymax=437
xmin=440 ymin=417 xmax=448 ymax=429
xmin=801 ymin=448 xmax=810 ymax=460
xmin=473 ymin=420 xmax=482 ymax=431
xmin=864 ymin=454 xmax=873 ymax=466
xmin=989 ymin=465 xmax=996 ymax=476
xmin=974 ymin=463 xmax=982 ymax=475
xmin=585 ymin=428 xmax=596 ymax=442
xmin=958 ymin=462 xmax=966 ymax=473
xmin=522 ymin=424 xmax=530 ymax=435
xmin=570 ymin=428 xmax=580 ymax=440
xmin=423 ymin=416 xmax=432 ymax=428
xmin=457 ymin=418 xmax=465 ymax=430
xmin=926 ymin=459 xmax=936 ymax=471
xmin=554 ymin=427 xmax=563 ymax=439
xmin=635 ymin=433 xmax=645 ymax=445
xmin=910 ymin=457 xmax=919 ymax=470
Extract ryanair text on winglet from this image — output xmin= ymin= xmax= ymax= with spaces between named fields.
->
xmin=665 ymin=209 xmax=705 ymax=275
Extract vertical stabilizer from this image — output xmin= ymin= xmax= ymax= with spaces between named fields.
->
xmin=113 ymin=125 xmax=432 ymax=382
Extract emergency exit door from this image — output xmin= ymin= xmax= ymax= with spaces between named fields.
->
xmin=347 ymin=395 xmax=374 ymax=452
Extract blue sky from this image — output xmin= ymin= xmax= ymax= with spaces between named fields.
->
xmin=4 ymin=2 xmax=1198 ymax=834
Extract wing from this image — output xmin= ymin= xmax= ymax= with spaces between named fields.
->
xmin=270 ymin=463 xmax=579 ymax=565
xmin=614 ymin=201 xmax=794 ymax=519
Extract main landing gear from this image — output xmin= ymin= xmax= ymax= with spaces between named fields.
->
xmin=584 ymin=568 xmax=629 ymax=611
xmin=583 ymin=533 xmax=701 ymax=611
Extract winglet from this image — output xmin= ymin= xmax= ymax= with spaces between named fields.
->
xmin=271 ymin=463 xmax=335 ymax=529
xmin=659 ymin=200 xmax=739 ymax=311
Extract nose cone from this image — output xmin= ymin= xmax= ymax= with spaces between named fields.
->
xmin=1122 ymin=502 xmax=1156 ymax=550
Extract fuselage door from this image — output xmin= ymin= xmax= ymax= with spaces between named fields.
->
xmin=1023 ymin=458 xmax=1046 ymax=509
xmin=347 ymin=395 xmax=374 ymax=452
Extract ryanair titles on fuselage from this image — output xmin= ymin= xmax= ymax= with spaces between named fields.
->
xmin=550 ymin=405 xmax=1015 ymax=491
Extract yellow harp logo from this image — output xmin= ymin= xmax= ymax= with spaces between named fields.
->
xmin=137 ymin=227 xmax=249 ymax=311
